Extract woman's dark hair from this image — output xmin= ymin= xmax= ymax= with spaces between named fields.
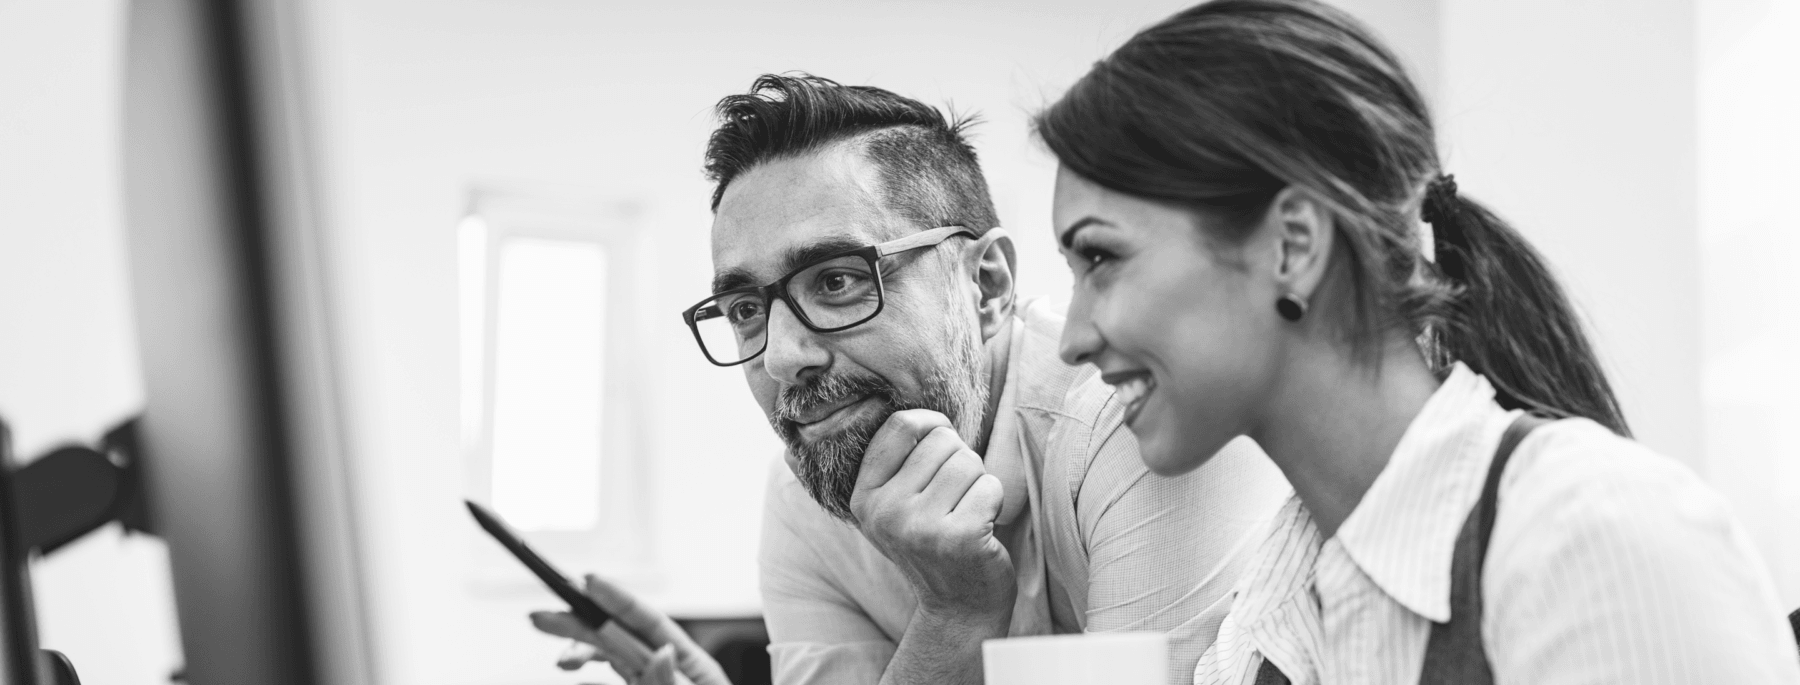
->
xmin=1036 ymin=0 xmax=1630 ymax=436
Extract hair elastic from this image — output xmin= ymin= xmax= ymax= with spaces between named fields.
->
xmin=1422 ymin=174 xmax=1460 ymax=226
xmin=1423 ymin=174 xmax=1469 ymax=283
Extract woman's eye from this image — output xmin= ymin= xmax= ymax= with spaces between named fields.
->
xmin=1077 ymin=246 xmax=1116 ymax=271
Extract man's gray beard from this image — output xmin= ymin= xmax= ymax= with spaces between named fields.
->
xmin=771 ymin=323 xmax=990 ymax=524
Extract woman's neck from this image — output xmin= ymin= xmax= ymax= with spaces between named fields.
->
xmin=1252 ymin=340 xmax=1443 ymax=539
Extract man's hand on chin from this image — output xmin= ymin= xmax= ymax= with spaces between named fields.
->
xmin=851 ymin=409 xmax=1016 ymax=637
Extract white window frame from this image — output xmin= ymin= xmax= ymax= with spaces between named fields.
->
xmin=460 ymin=187 xmax=657 ymax=591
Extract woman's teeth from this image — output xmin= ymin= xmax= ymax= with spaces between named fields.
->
xmin=1114 ymin=374 xmax=1155 ymax=409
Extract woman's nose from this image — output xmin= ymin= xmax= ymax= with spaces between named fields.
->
xmin=1059 ymin=290 xmax=1102 ymax=367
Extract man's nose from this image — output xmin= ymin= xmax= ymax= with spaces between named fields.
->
xmin=762 ymin=299 xmax=830 ymax=385
xmin=1059 ymin=287 xmax=1103 ymax=367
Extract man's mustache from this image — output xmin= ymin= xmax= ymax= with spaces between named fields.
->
xmin=772 ymin=372 xmax=894 ymax=426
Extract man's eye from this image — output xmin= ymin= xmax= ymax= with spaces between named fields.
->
xmin=819 ymin=271 xmax=867 ymax=293
xmin=728 ymin=300 xmax=766 ymax=322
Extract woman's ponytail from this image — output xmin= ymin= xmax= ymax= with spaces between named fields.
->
xmin=1425 ymin=176 xmax=1631 ymax=436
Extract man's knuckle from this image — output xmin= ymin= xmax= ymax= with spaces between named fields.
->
xmin=943 ymin=452 xmax=981 ymax=479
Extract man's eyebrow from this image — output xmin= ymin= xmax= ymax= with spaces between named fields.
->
xmin=1059 ymin=216 xmax=1113 ymax=249
xmin=710 ymin=234 xmax=872 ymax=294
xmin=712 ymin=268 xmax=758 ymax=294
xmin=781 ymin=235 xmax=869 ymax=274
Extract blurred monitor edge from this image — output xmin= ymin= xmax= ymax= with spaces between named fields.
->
xmin=112 ymin=1 xmax=375 ymax=684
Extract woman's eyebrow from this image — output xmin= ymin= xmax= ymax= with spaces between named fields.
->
xmin=1059 ymin=216 xmax=1114 ymax=249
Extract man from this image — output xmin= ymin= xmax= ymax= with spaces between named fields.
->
xmin=533 ymin=74 xmax=1288 ymax=685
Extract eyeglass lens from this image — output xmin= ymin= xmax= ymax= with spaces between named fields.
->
xmin=690 ymin=254 xmax=881 ymax=364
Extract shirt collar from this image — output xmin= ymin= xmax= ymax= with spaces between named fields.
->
xmin=1227 ymin=494 xmax=1326 ymax=685
xmin=1331 ymin=362 xmax=1510 ymax=622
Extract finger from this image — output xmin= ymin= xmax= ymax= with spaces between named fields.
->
xmin=582 ymin=575 xmax=660 ymax=635
xmin=584 ymin=575 xmax=688 ymax=649
xmin=920 ymin=448 xmax=986 ymax=514
xmin=854 ymin=410 xmax=952 ymax=494
xmin=950 ymin=472 xmax=1005 ymax=524
xmin=557 ymin=640 xmax=603 ymax=671
xmin=645 ymin=644 xmax=679 ymax=685
xmin=885 ymin=426 xmax=969 ymax=495
xmin=531 ymin=611 xmax=600 ymax=644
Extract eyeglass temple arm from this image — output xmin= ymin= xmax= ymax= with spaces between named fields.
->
xmin=875 ymin=226 xmax=980 ymax=257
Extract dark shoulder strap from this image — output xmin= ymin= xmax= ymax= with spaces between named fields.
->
xmin=1254 ymin=658 xmax=1290 ymax=685
xmin=1787 ymin=607 xmax=1799 ymax=655
xmin=1418 ymin=413 xmax=1550 ymax=685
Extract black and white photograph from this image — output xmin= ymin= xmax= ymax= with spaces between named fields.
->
xmin=2 ymin=1 xmax=1798 ymax=684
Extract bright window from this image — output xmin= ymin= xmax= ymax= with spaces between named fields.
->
xmin=458 ymin=192 xmax=653 ymax=588
xmin=488 ymin=237 xmax=608 ymax=531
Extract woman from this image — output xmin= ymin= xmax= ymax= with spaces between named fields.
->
xmin=1036 ymin=1 xmax=1800 ymax=683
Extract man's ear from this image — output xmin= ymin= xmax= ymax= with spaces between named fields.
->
xmin=1267 ymin=187 xmax=1335 ymax=303
xmin=964 ymin=227 xmax=1017 ymax=340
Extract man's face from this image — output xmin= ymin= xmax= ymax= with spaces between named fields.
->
xmin=710 ymin=146 xmax=988 ymax=521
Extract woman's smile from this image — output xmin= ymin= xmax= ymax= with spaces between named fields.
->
xmin=1103 ymin=369 xmax=1157 ymax=426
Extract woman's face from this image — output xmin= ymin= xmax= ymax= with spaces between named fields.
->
xmin=1052 ymin=167 xmax=1284 ymax=475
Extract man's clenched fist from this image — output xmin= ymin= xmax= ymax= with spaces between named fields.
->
xmin=849 ymin=409 xmax=1016 ymax=621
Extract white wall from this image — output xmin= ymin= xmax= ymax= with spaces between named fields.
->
xmin=1698 ymin=0 xmax=1800 ymax=607
xmin=0 ymin=1 xmax=184 ymax=684
xmin=1439 ymin=0 xmax=1702 ymax=465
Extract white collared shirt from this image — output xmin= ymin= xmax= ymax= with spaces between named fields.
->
xmin=758 ymin=298 xmax=1289 ymax=685
xmin=1194 ymin=364 xmax=1800 ymax=685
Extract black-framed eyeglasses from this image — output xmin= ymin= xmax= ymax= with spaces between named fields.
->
xmin=681 ymin=225 xmax=978 ymax=367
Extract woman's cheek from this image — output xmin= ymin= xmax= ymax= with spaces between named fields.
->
xmin=1106 ymin=270 xmax=1157 ymax=344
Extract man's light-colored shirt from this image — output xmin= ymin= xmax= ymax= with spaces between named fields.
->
xmin=758 ymin=298 xmax=1288 ymax=685
xmin=1194 ymin=363 xmax=1800 ymax=685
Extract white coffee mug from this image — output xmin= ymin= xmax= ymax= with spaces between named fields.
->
xmin=982 ymin=632 xmax=1168 ymax=685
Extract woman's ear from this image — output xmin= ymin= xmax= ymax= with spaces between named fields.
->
xmin=1268 ymin=187 xmax=1335 ymax=301
xmin=965 ymin=227 xmax=1017 ymax=340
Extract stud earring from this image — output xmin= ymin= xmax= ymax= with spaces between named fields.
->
xmin=1275 ymin=293 xmax=1308 ymax=322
